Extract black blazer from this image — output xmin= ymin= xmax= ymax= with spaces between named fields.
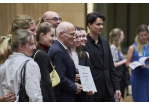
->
xmin=32 ymin=47 xmax=56 ymax=102
xmin=82 ymin=35 xmax=120 ymax=100
xmin=75 ymin=50 xmax=93 ymax=102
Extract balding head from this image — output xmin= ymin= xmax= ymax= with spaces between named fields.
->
xmin=56 ymin=22 xmax=75 ymax=47
xmin=42 ymin=11 xmax=61 ymax=29
xmin=56 ymin=22 xmax=74 ymax=37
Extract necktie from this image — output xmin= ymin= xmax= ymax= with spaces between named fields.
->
xmin=66 ymin=49 xmax=72 ymax=59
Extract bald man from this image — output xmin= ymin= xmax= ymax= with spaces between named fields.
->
xmin=48 ymin=22 xmax=82 ymax=102
xmin=42 ymin=11 xmax=61 ymax=29
xmin=42 ymin=11 xmax=61 ymax=39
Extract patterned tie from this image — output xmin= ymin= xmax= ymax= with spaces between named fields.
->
xmin=66 ymin=49 xmax=72 ymax=59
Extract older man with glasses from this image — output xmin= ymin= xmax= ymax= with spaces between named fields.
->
xmin=48 ymin=22 xmax=82 ymax=102
xmin=42 ymin=11 xmax=61 ymax=39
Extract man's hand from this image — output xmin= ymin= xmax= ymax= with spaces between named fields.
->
xmin=86 ymin=90 xmax=94 ymax=95
xmin=75 ymin=74 xmax=80 ymax=81
xmin=75 ymin=83 xmax=82 ymax=94
xmin=115 ymin=90 xmax=121 ymax=100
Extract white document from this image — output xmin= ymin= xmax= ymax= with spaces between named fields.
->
xmin=77 ymin=65 xmax=97 ymax=92
xmin=129 ymin=57 xmax=149 ymax=69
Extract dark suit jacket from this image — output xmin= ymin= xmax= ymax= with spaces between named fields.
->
xmin=75 ymin=50 xmax=94 ymax=102
xmin=82 ymin=35 xmax=120 ymax=100
xmin=48 ymin=40 xmax=77 ymax=102
xmin=32 ymin=47 xmax=56 ymax=102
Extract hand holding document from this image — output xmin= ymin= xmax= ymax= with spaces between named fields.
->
xmin=77 ymin=65 xmax=97 ymax=92
xmin=129 ymin=57 xmax=149 ymax=69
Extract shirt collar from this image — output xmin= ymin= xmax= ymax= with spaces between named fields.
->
xmin=38 ymin=43 xmax=49 ymax=52
xmin=58 ymin=40 xmax=68 ymax=49
xmin=88 ymin=33 xmax=102 ymax=44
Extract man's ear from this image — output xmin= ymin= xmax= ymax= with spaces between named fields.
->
xmin=59 ymin=32 xmax=63 ymax=38
xmin=88 ymin=23 xmax=92 ymax=29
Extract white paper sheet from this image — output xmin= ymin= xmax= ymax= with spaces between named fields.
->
xmin=129 ymin=61 xmax=143 ymax=69
xmin=139 ymin=57 xmax=148 ymax=66
xmin=77 ymin=65 xmax=97 ymax=92
xmin=129 ymin=57 xmax=149 ymax=69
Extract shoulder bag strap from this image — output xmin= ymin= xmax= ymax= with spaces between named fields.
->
xmin=49 ymin=58 xmax=55 ymax=70
xmin=33 ymin=50 xmax=41 ymax=59
xmin=17 ymin=60 xmax=29 ymax=95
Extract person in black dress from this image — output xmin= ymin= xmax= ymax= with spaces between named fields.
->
xmin=31 ymin=21 xmax=56 ymax=101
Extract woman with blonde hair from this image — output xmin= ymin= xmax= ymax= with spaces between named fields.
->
xmin=8 ymin=15 xmax=36 ymax=36
xmin=0 ymin=29 xmax=42 ymax=102
xmin=109 ymin=28 xmax=126 ymax=67
xmin=126 ymin=24 xmax=149 ymax=102
xmin=109 ymin=28 xmax=130 ymax=101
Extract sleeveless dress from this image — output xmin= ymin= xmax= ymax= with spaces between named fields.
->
xmin=131 ymin=43 xmax=149 ymax=102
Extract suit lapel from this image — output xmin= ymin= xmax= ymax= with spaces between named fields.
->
xmin=86 ymin=36 xmax=103 ymax=67
xmin=55 ymin=40 xmax=76 ymax=74
xmin=55 ymin=40 xmax=67 ymax=53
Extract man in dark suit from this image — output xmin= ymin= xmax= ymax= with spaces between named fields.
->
xmin=82 ymin=12 xmax=121 ymax=102
xmin=48 ymin=22 xmax=82 ymax=102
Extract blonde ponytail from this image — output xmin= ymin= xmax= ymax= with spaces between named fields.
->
xmin=0 ymin=29 xmax=32 ymax=64
xmin=109 ymin=28 xmax=122 ymax=52
xmin=0 ymin=37 xmax=12 ymax=63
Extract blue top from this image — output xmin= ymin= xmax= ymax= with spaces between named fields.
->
xmin=131 ymin=43 xmax=149 ymax=102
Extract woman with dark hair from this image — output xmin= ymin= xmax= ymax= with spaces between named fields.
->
xmin=31 ymin=21 xmax=56 ymax=101
xmin=126 ymin=24 xmax=149 ymax=102
xmin=69 ymin=27 xmax=94 ymax=102
xmin=0 ymin=29 xmax=42 ymax=102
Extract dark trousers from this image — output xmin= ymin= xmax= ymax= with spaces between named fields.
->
xmin=94 ymin=82 xmax=115 ymax=102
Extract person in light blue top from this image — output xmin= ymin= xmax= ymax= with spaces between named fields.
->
xmin=126 ymin=24 xmax=149 ymax=102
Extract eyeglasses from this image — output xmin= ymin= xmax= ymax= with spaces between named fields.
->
xmin=46 ymin=17 xmax=62 ymax=22
xmin=62 ymin=31 xmax=76 ymax=37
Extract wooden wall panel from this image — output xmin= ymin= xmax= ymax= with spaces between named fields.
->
xmin=48 ymin=3 xmax=86 ymax=28
xmin=0 ymin=3 xmax=86 ymax=36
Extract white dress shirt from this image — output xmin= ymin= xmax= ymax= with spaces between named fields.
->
xmin=71 ymin=48 xmax=79 ymax=69
xmin=58 ymin=40 xmax=68 ymax=50
xmin=0 ymin=52 xmax=43 ymax=102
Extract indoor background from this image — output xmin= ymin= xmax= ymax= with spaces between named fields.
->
xmin=1 ymin=3 xmax=149 ymax=102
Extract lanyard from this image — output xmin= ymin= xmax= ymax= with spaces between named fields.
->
xmin=139 ymin=43 xmax=148 ymax=57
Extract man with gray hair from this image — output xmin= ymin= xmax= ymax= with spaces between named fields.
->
xmin=48 ymin=22 xmax=82 ymax=102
